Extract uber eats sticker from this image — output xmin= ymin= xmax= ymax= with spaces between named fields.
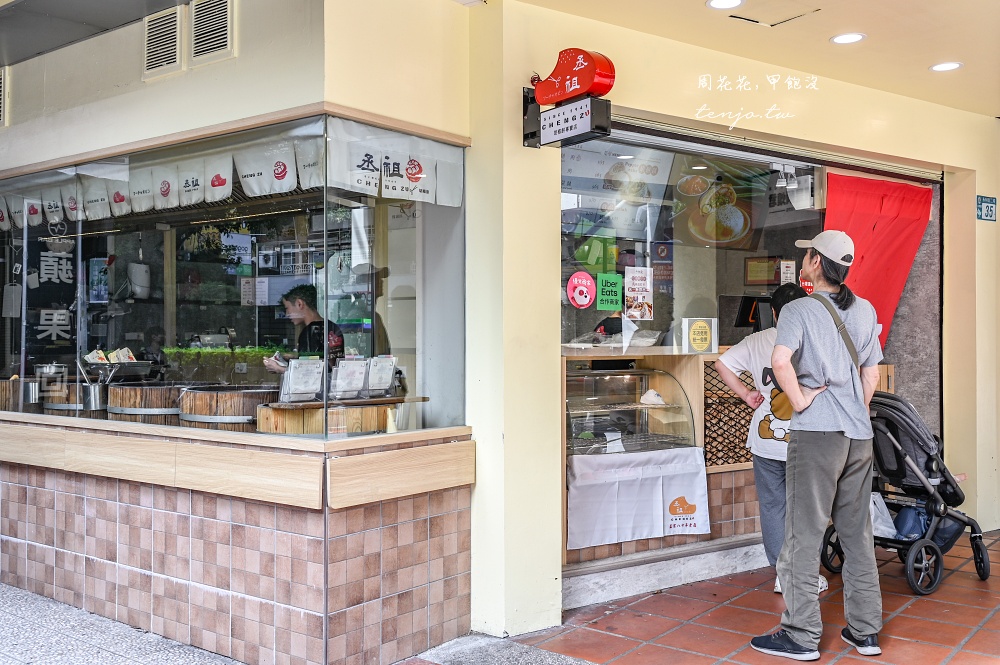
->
xmin=596 ymin=273 xmax=622 ymax=311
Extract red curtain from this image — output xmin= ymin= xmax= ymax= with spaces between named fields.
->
xmin=824 ymin=174 xmax=933 ymax=347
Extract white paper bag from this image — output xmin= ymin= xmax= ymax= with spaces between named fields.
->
xmin=129 ymin=168 xmax=154 ymax=213
xmin=107 ymin=180 xmax=132 ymax=217
xmin=0 ymin=196 xmax=10 ymax=231
xmin=870 ymin=492 xmax=897 ymax=539
xmin=23 ymin=192 xmax=43 ymax=227
xmin=294 ymin=138 xmax=324 ymax=190
xmin=152 ymin=165 xmax=179 ymax=210
xmin=234 ymin=141 xmax=297 ymax=197
xmin=204 ymin=152 xmax=233 ymax=202
xmin=81 ymin=176 xmax=111 ymax=221
xmin=42 ymin=188 xmax=64 ymax=223
xmin=177 ymin=158 xmax=205 ymax=206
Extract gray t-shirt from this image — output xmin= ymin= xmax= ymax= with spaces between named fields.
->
xmin=774 ymin=291 xmax=883 ymax=439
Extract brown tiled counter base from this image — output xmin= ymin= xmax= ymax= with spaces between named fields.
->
xmin=0 ymin=423 xmax=474 ymax=665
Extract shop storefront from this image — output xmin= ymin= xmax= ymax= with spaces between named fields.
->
xmin=0 ymin=1 xmax=998 ymax=662
xmin=0 ymin=111 xmax=475 ymax=664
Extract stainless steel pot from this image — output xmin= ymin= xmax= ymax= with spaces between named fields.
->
xmin=35 ymin=363 xmax=67 ymax=378
xmin=21 ymin=379 xmax=40 ymax=404
xmin=81 ymin=384 xmax=107 ymax=411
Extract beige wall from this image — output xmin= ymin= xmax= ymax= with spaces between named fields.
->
xmin=0 ymin=0 xmax=325 ymax=172
xmin=323 ymin=0 xmax=470 ymax=138
xmin=460 ymin=0 xmax=999 ymax=636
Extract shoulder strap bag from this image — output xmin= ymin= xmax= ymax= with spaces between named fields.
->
xmin=809 ymin=293 xmax=859 ymax=369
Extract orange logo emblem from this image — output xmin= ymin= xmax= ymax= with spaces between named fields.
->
xmin=669 ymin=497 xmax=698 ymax=515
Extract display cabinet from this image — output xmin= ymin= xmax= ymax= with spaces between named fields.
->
xmin=565 ymin=366 xmax=695 ymax=455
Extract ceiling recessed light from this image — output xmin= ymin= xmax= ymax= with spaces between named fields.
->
xmin=930 ymin=62 xmax=962 ymax=72
xmin=617 ymin=155 xmax=635 ymax=160
xmin=691 ymin=165 xmax=709 ymax=170
xmin=706 ymin=0 xmax=743 ymax=9
xmin=830 ymin=33 xmax=866 ymax=44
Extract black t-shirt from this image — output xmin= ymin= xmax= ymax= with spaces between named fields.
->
xmin=594 ymin=316 xmax=623 ymax=336
xmin=297 ymin=320 xmax=345 ymax=360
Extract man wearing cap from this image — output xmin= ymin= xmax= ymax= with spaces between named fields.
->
xmin=750 ymin=231 xmax=884 ymax=661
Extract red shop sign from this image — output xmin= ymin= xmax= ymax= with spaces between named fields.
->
xmin=531 ymin=48 xmax=616 ymax=106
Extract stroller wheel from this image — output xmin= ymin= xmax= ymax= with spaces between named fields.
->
xmin=905 ymin=538 xmax=943 ymax=595
xmin=972 ymin=538 xmax=991 ymax=580
xmin=821 ymin=525 xmax=845 ymax=574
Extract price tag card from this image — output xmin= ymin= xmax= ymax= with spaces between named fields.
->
xmin=332 ymin=359 xmax=368 ymax=398
xmin=367 ymin=356 xmax=397 ymax=392
xmin=280 ymin=358 xmax=325 ymax=402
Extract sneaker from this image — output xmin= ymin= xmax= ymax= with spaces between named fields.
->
xmin=750 ymin=630 xmax=820 ymax=661
xmin=841 ymin=627 xmax=881 ymax=656
xmin=774 ymin=576 xmax=828 ymax=594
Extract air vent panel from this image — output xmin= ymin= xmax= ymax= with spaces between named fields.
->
xmin=191 ymin=0 xmax=235 ymax=64
xmin=143 ymin=8 xmax=182 ymax=78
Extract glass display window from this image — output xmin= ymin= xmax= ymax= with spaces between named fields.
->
xmin=0 ymin=116 xmax=465 ymax=438
xmin=561 ymin=136 xmax=823 ymax=352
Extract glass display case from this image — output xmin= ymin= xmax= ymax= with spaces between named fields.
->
xmin=565 ymin=366 xmax=695 ymax=455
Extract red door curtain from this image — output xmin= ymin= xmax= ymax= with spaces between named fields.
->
xmin=823 ymin=174 xmax=933 ymax=347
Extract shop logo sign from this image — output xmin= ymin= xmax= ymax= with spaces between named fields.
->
xmin=273 ymin=161 xmax=288 ymax=181
xmin=211 ymin=173 xmax=227 ymax=187
xmin=113 ymin=191 xmax=126 ymax=203
xmin=531 ymin=47 xmax=615 ymax=106
xmin=66 ymin=196 xmax=78 ymax=212
xmin=27 ymin=203 xmax=39 ymax=215
xmin=669 ymin=496 xmax=698 ymax=516
xmin=159 ymin=180 xmax=171 ymax=197
xmin=405 ymin=159 xmax=424 ymax=183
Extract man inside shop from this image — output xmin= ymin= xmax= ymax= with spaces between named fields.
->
xmin=262 ymin=284 xmax=345 ymax=373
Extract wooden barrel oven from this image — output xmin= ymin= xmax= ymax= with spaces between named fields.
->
xmin=179 ymin=385 xmax=279 ymax=433
xmin=108 ymin=382 xmax=216 ymax=427
xmin=0 ymin=379 xmax=43 ymax=414
xmin=42 ymin=383 xmax=108 ymax=419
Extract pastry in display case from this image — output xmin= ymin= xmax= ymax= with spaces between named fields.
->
xmin=566 ymin=366 xmax=695 ymax=455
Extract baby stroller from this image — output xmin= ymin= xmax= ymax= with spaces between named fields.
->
xmin=820 ymin=391 xmax=991 ymax=595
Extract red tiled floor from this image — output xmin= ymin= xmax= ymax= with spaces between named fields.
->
xmin=856 ymin=635 xmax=955 ymax=665
xmin=881 ymin=614 xmax=974 ymax=647
xmin=511 ymin=624 xmax=572 ymax=646
xmin=612 ymin=644 xmax=717 ymax=665
xmin=729 ymin=589 xmax=786 ymax=614
xmin=628 ymin=593 xmax=719 ymax=621
xmin=964 ymin=629 xmax=1000 ymax=656
xmin=535 ymin=626 xmax=640 ymax=662
xmin=717 ymin=569 xmax=776 ymax=589
xmin=667 ymin=580 xmax=749 ymax=603
xmin=900 ymin=598 xmax=993 ymax=625
xmin=947 ymin=653 xmax=1000 ymax=664
xmin=692 ymin=605 xmax=781 ymax=635
xmin=521 ymin=531 xmax=1000 ymax=665
xmin=587 ymin=609 xmax=681 ymax=641
xmin=653 ymin=623 xmax=751 ymax=658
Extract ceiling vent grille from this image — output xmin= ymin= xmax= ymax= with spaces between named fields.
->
xmin=191 ymin=0 xmax=235 ymax=64
xmin=143 ymin=8 xmax=182 ymax=79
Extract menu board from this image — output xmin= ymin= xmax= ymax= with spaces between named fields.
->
xmin=333 ymin=359 xmax=368 ymax=398
xmin=367 ymin=356 xmax=396 ymax=393
xmin=280 ymin=359 xmax=325 ymax=402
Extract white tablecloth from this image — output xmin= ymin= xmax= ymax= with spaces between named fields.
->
xmin=567 ymin=447 xmax=710 ymax=550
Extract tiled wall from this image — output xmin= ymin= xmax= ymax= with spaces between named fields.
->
xmin=0 ymin=463 xmax=471 ymax=665
xmin=565 ymin=468 xmax=759 ymax=564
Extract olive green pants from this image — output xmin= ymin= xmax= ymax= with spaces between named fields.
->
xmin=776 ymin=430 xmax=883 ymax=649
